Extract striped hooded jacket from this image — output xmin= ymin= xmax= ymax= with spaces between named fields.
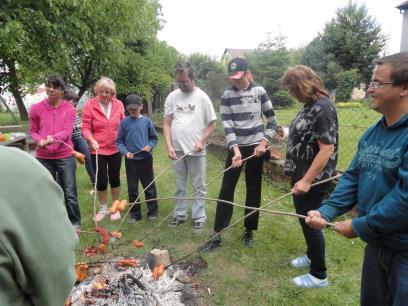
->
xmin=220 ymin=83 xmax=277 ymax=149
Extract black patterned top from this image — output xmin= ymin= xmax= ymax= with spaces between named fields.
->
xmin=284 ymin=96 xmax=338 ymax=182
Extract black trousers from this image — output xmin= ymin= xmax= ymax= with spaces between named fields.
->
xmin=91 ymin=152 xmax=122 ymax=191
xmin=125 ymin=157 xmax=158 ymax=218
xmin=292 ymin=181 xmax=329 ymax=279
xmin=214 ymin=145 xmax=264 ymax=232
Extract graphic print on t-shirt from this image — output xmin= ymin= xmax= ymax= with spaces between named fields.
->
xmin=175 ymin=104 xmax=196 ymax=113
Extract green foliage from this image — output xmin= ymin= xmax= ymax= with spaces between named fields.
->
xmin=187 ymin=53 xmax=224 ymax=81
xmin=322 ymin=1 xmax=386 ymax=84
xmin=116 ymin=39 xmax=180 ymax=99
xmin=300 ymin=1 xmax=386 ymax=91
xmin=272 ymin=90 xmax=294 ymax=107
xmin=248 ymin=33 xmax=290 ymax=97
xmin=60 ymin=0 xmax=162 ymax=97
xmin=0 ymin=0 xmax=172 ymax=118
xmin=186 ymin=53 xmax=227 ymax=103
xmin=335 ymin=68 xmax=361 ymax=102
xmin=205 ymin=71 xmax=228 ymax=109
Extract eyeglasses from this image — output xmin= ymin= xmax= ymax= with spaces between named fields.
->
xmin=368 ymin=81 xmax=395 ymax=89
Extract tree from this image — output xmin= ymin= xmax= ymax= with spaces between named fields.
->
xmin=322 ymin=1 xmax=386 ymax=84
xmin=0 ymin=0 xmax=163 ymax=120
xmin=187 ymin=53 xmax=223 ymax=81
xmin=300 ymin=1 xmax=386 ymax=92
xmin=247 ymin=33 xmax=291 ymax=105
xmin=0 ymin=0 xmax=66 ymax=120
xmin=115 ymin=39 xmax=181 ymax=113
xmin=206 ymin=70 xmax=228 ymax=108
xmin=60 ymin=0 xmax=161 ymax=99
xmin=335 ymin=68 xmax=361 ymax=102
xmin=186 ymin=53 xmax=226 ymax=103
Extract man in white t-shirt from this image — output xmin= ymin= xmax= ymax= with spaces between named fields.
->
xmin=163 ymin=61 xmax=217 ymax=232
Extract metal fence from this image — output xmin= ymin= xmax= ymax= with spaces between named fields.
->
xmin=152 ymin=102 xmax=381 ymax=171
xmin=211 ymin=103 xmax=381 ymax=171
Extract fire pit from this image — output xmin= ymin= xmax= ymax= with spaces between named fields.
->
xmin=68 ymin=256 xmax=203 ymax=306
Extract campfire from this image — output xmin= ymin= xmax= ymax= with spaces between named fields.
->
xmin=67 ymin=249 xmax=204 ymax=306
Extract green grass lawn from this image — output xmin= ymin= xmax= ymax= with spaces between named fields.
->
xmin=0 ymin=112 xmax=21 ymax=125
xmin=1 ymin=110 xmax=366 ymax=305
xmin=73 ymin=134 xmax=364 ymax=306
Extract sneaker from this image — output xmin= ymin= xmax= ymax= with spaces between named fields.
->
xmin=198 ymin=233 xmax=222 ymax=253
xmin=244 ymin=230 xmax=253 ymax=247
xmin=110 ymin=211 xmax=121 ymax=221
xmin=292 ymin=273 xmax=329 ymax=288
xmin=193 ymin=221 xmax=205 ymax=233
xmin=93 ymin=207 xmax=109 ymax=222
xmin=127 ymin=216 xmax=141 ymax=224
xmin=291 ymin=255 xmax=311 ymax=268
xmin=148 ymin=214 xmax=158 ymax=221
xmin=169 ymin=217 xmax=186 ymax=227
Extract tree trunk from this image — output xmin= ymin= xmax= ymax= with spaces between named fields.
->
xmin=77 ymin=58 xmax=95 ymax=99
xmin=146 ymin=97 xmax=153 ymax=118
xmin=7 ymin=59 xmax=28 ymax=120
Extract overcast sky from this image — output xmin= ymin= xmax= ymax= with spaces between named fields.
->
xmin=157 ymin=0 xmax=403 ymax=59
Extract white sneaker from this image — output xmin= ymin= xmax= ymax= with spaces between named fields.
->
xmin=291 ymin=255 xmax=311 ymax=268
xmin=292 ymin=273 xmax=329 ymax=288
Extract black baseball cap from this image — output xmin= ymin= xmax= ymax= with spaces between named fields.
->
xmin=228 ymin=57 xmax=248 ymax=79
xmin=125 ymin=94 xmax=142 ymax=110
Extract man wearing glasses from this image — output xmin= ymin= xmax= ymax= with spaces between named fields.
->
xmin=163 ymin=61 xmax=216 ymax=232
xmin=307 ymin=52 xmax=408 ymax=305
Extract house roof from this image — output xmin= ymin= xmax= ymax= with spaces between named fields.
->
xmin=397 ymin=1 xmax=408 ymax=10
xmin=222 ymin=48 xmax=254 ymax=59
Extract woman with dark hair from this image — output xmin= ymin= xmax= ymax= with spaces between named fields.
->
xmin=82 ymin=77 xmax=125 ymax=222
xmin=281 ymin=65 xmax=338 ymax=288
xmin=29 ymin=75 xmax=81 ymax=229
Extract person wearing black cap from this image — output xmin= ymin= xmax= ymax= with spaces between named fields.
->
xmin=202 ymin=57 xmax=278 ymax=251
xmin=116 ymin=94 xmax=159 ymax=222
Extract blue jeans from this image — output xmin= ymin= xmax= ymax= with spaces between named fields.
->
xmin=361 ymin=244 xmax=408 ymax=306
xmin=172 ymin=152 xmax=206 ymax=222
xmin=72 ymin=136 xmax=95 ymax=184
xmin=38 ymin=156 xmax=81 ymax=225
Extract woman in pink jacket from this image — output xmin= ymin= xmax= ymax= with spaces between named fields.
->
xmin=29 ymin=75 xmax=81 ymax=229
xmin=82 ymin=77 xmax=125 ymax=222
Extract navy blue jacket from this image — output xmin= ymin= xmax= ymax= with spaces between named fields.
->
xmin=116 ymin=115 xmax=158 ymax=160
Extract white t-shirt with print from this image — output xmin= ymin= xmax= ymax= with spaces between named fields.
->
xmin=164 ymin=87 xmax=216 ymax=156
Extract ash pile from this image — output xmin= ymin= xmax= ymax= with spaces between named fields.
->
xmin=69 ymin=249 xmax=205 ymax=306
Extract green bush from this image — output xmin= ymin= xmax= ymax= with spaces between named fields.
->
xmin=335 ymin=68 xmax=361 ymax=102
xmin=271 ymin=90 xmax=294 ymax=107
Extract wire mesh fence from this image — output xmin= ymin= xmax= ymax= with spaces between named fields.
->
xmin=273 ymin=104 xmax=381 ymax=170
xmin=211 ymin=103 xmax=381 ymax=171
xmin=148 ymin=101 xmax=381 ymax=172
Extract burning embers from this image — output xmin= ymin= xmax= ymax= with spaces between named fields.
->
xmin=68 ymin=250 xmax=203 ymax=306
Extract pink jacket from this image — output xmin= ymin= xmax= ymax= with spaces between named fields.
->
xmin=29 ymin=99 xmax=76 ymax=159
xmin=81 ymin=97 xmax=125 ymax=155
